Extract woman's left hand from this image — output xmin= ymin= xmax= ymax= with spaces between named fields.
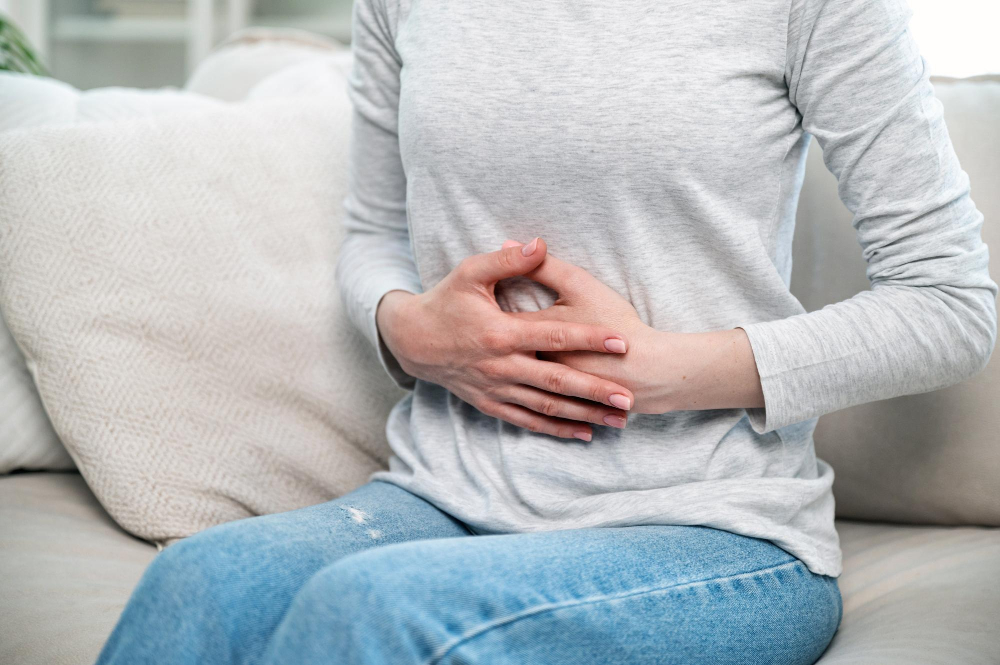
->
xmin=500 ymin=240 xmax=671 ymax=415
xmin=501 ymin=240 xmax=766 ymax=418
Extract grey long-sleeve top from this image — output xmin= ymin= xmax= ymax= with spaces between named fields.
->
xmin=336 ymin=0 xmax=997 ymax=577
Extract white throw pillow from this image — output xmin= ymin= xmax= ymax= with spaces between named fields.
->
xmin=0 ymin=35 xmax=348 ymax=475
xmin=0 ymin=72 xmax=224 ymax=474
xmin=0 ymin=72 xmax=405 ymax=542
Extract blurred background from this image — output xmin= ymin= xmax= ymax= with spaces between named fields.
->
xmin=1 ymin=0 xmax=998 ymax=89
xmin=1 ymin=0 xmax=353 ymax=88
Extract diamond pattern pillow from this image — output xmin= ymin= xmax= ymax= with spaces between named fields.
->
xmin=0 ymin=85 xmax=405 ymax=542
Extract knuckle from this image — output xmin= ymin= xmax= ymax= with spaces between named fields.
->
xmin=476 ymin=358 xmax=504 ymax=379
xmin=496 ymin=249 xmax=517 ymax=272
xmin=455 ymin=257 xmax=473 ymax=277
xmin=479 ymin=328 xmax=512 ymax=352
xmin=537 ymin=397 xmax=560 ymax=418
xmin=525 ymin=419 xmax=545 ymax=434
xmin=545 ymin=370 xmax=567 ymax=394
xmin=546 ymin=326 xmax=568 ymax=351
xmin=476 ymin=400 xmax=499 ymax=417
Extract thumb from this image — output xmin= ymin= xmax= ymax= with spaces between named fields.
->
xmin=500 ymin=239 xmax=593 ymax=300
xmin=458 ymin=237 xmax=546 ymax=285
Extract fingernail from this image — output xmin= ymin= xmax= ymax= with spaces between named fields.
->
xmin=604 ymin=337 xmax=626 ymax=353
xmin=603 ymin=414 xmax=627 ymax=428
xmin=521 ymin=237 xmax=539 ymax=256
xmin=573 ymin=431 xmax=592 ymax=442
xmin=608 ymin=394 xmax=631 ymax=410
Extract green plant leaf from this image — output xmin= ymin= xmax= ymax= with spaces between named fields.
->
xmin=0 ymin=15 xmax=49 ymax=76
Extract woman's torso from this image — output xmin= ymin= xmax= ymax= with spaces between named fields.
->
xmin=371 ymin=0 xmax=841 ymax=577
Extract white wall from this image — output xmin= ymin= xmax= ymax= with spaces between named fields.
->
xmin=908 ymin=0 xmax=1000 ymax=77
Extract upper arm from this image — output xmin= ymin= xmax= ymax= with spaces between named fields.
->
xmin=343 ymin=0 xmax=409 ymax=237
xmin=786 ymin=0 xmax=996 ymax=307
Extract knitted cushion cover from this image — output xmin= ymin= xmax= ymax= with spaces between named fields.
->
xmin=0 ymin=89 xmax=405 ymax=542
xmin=0 ymin=71 xmax=222 ymax=474
xmin=0 ymin=38 xmax=342 ymax=474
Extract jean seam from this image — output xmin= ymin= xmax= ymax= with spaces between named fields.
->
xmin=427 ymin=558 xmax=804 ymax=665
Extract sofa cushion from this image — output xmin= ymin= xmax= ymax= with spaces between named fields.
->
xmin=0 ymin=71 xmax=223 ymax=475
xmin=816 ymin=520 xmax=1000 ymax=664
xmin=794 ymin=78 xmax=1000 ymax=526
xmin=2 ymin=473 xmax=997 ymax=665
xmin=0 ymin=72 xmax=405 ymax=545
xmin=0 ymin=473 xmax=156 ymax=665
xmin=0 ymin=34 xmax=347 ymax=476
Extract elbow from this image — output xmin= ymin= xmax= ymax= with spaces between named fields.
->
xmin=968 ymin=305 xmax=997 ymax=378
xmin=906 ymin=279 xmax=998 ymax=387
xmin=950 ymin=290 xmax=997 ymax=382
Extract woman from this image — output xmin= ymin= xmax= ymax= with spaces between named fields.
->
xmin=97 ymin=0 xmax=997 ymax=663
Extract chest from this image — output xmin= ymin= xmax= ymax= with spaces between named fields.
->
xmin=395 ymin=1 xmax=797 ymax=194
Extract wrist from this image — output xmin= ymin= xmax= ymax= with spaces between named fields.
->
xmin=641 ymin=328 xmax=764 ymax=414
xmin=635 ymin=329 xmax=686 ymax=414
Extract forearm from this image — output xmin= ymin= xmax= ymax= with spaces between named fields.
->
xmin=640 ymin=328 xmax=765 ymax=414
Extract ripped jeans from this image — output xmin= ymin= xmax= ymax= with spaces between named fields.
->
xmin=95 ymin=480 xmax=842 ymax=665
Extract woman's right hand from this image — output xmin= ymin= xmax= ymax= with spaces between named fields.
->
xmin=375 ymin=238 xmax=634 ymax=441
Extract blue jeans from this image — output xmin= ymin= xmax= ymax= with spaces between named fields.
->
xmin=96 ymin=480 xmax=842 ymax=665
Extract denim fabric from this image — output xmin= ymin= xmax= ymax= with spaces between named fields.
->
xmin=96 ymin=480 xmax=842 ymax=665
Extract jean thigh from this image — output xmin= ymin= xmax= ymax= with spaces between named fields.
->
xmin=262 ymin=524 xmax=841 ymax=665
xmin=96 ymin=480 xmax=470 ymax=665
xmin=443 ymin=526 xmax=842 ymax=665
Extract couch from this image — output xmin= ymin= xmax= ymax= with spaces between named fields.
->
xmin=1 ymin=34 xmax=998 ymax=665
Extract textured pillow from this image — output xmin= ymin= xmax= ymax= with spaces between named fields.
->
xmin=793 ymin=78 xmax=1000 ymax=526
xmin=0 ymin=72 xmax=229 ymax=475
xmin=0 ymin=37 xmax=355 ymax=476
xmin=0 ymin=71 xmax=223 ymax=134
xmin=0 ymin=84 xmax=405 ymax=542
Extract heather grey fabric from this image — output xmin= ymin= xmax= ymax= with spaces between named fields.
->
xmin=798 ymin=78 xmax=1000 ymax=526
xmin=337 ymin=0 xmax=997 ymax=578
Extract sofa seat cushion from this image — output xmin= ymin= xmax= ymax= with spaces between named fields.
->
xmin=1 ymin=473 xmax=998 ymax=665
xmin=817 ymin=521 xmax=1000 ymax=664
xmin=0 ymin=472 xmax=156 ymax=665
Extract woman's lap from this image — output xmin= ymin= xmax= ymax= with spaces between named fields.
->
xmin=264 ymin=521 xmax=841 ymax=665
xmin=95 ymin=480 xmax=471 ymax=665
xmin=98 ymin=480 xmax=842 ymax=665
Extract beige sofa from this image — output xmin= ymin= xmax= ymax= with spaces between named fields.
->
xmin=0 ymin=42 xmax=998 ymax=664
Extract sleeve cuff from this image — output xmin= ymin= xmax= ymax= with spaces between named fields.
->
xmin=368 ymin=289 xmax=419 ymax=390
xmin=336 ymin=232 xmax=424 ymax=391
xmin=736 ymin=323 xmax=800 ymax=435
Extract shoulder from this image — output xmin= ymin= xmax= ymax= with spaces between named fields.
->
xmin=786 ymin=0 xmax=914 ymax=84
xmin=788 ymin=0 xmax=912 ymax=46
xmin=357 ymin=0 xmax=412 ymax=42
